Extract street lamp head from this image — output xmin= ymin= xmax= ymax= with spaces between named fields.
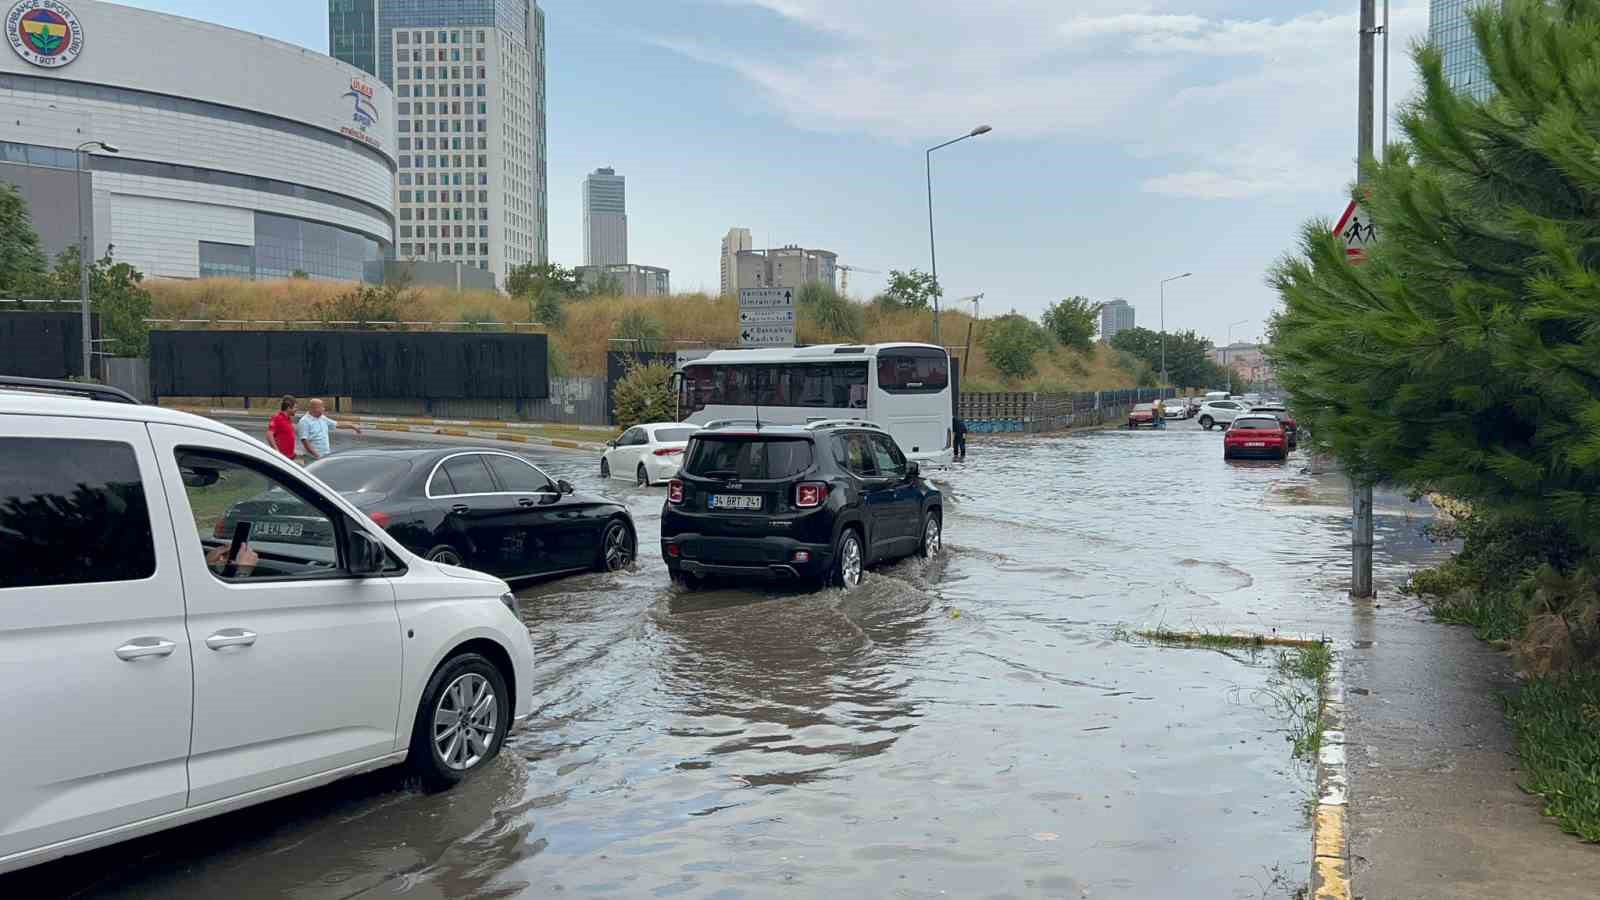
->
xmin=970 ymin=125 xmax=993 ymax=137
xmin=98 ymin=142 xmax=120 ymax=154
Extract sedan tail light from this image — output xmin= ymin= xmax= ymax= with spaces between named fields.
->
xmin=367 ymin=510 xmax=393 ymax=529
xmin=667 ymin=480 xmax=684 ymax=504
xmin=795 ymin=482 xmax=829 ymax=508
xmin=653 ymin=447 xmax=684 ymax=457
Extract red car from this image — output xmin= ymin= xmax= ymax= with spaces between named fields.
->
xmin=1127 ymin=402 xmax=1159 ymax=429
xmin=1223 ymin=415 xmax=1289 ymax=460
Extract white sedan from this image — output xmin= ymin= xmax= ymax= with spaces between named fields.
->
xmin=1197 ymin=399 xmax=1251 ymax=430
xmin=600 ymin=423 xmax=700 ymax=486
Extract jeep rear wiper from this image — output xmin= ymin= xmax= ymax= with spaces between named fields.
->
xmin=701 ymin=469 xmax=739 ymax=479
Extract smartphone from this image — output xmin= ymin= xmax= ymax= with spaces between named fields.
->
xmin=221 ymin=521 xmax=252 ymax=578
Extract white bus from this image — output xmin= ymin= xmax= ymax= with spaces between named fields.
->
xmin=677 ymin=343 xmax=955 ymax=463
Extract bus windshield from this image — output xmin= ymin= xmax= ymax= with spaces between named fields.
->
xmin=681 ymin=362 xmax=868 ymax=416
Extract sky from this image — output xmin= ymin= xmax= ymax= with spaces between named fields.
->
xmin=125 ymin=0 xmax=1428 ymax=345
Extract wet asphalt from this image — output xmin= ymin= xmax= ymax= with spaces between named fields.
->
xmin=4 ymin=417 xmax=1452 ymax=899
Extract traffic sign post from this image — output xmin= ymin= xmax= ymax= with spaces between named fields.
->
xmin=738 ymin=287 xmax=796 ymax=347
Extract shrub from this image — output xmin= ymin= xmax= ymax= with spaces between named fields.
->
xmin=612 ymin=360 xmax=677 ymax=430
xmin=614 ymin=308 xmax=665 ymax=352
xmin=981 ymin=314 xmax=1048 ymax=382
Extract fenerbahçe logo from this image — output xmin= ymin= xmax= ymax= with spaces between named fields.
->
xmin=7 ymin=0 xmax=83 ymax=68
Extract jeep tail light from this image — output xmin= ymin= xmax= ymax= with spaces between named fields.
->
xmin=795 ymin=482 xmax=828 ymax=508
xmin=654 ymin=447 xmax=684 ymax=456
xmin=367 ymin=510 xmax=392 ymax=529
xmin=668 ymin=480 xmax=684 ymax=504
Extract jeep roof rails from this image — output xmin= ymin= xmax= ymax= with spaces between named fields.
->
xmin=0 ymin=375 xmax=140 ymax=404
xmin=804 ymin=418 xmax=883 ymax=432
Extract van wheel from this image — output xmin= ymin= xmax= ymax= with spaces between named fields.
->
xmin=919 ymin=511 xmax=943 ymax=559
xmin=1200 ymin=416 xmax=1214 ymax=430
xmin=409 ymin=653 xmax=509 ymax=790
xmin=832 ymin=528 xmax=864 ymax=589
xmin=426 ymin=545 xmax=465 ymax=567
xmin=600 ymin=458 xmax=611 ymax=479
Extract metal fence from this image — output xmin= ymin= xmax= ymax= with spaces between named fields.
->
xmin=356 ymin=376 xmax=607 ymax=425
xmin=960 ymin=387 xmax=1178 ymax=434
xmin=103 ymin=357 xmax=151 ymax=402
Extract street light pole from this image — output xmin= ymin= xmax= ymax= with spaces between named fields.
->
xmin=1158 ymin=272 xmax=1192 ymax=388
xmin=926 ymin=124 xmax=991 ymax=347
xmin=75 ymin=140 xmax=119 ymax=380
xmin=1224 ymin=318 xmax=1248 ymax=389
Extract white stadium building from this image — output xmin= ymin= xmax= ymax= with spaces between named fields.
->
xmin=1 ymin=0 xmax=396 ymax=283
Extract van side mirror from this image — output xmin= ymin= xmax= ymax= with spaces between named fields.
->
xmin=558 ymin=479 xmax=575 ymax=495
xmin=906 ymin=461 xmax=921 ymax=482
xmin=347 ymin=528 xmax=385 ymax=575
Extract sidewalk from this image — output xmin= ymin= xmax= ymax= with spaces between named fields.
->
xmin=1343 ymin=597 xmax=1600 ymax=898
xmin=168 ymin=404 xmax=612 ymax=452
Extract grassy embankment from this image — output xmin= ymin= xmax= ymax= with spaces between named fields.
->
xmin=145 ymin=278 xmax=1137 ymax=393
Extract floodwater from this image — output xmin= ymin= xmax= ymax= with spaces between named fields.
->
xmin=7 ymin=419 xmax=1448 ymax=899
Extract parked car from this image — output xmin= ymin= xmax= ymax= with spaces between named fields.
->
xmin=1249 ymin=404 xmax=1299 ymax=449
xmin=1223 ymin=415 xmax=1290 ymax=460
xmin=299 ymin=448 xmax=637 ymax=581
xmin=601 ymin=422 xmax=700 ymax=486
xmin=1197 ymin=399 xmax=1251 ymax=431
xmin=1128 ymin=402 xmax=1160 ymax=429
xmin=0 ymin=379 xmax=535 ymax=875
xmin=1163 ymin=400 xmax=1189 ymax=420
xmin=660 ymin=420 xmax=943 ymax=589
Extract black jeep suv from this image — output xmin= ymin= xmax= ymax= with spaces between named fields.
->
xmin=661 ymin=420 xmax=943 ymax=589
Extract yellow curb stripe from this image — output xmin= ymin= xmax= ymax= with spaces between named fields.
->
xmin=1313 ymin=805 xmax=1346 ymax=860
xmin=494 ymin=432 xmax=529 ymax=443
xmin=439 ymin=428 xmax=468 ymax=437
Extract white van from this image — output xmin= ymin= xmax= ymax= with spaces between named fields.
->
xmin=0 ymin=379 xmax=536 ymax=874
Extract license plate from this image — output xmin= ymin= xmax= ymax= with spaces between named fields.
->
xmin=253 ymin=520 xmax=305 ymax=538
xmin=709 ymin=494 xmax=761 ymax=511
xmin=1245 ymin=442 xmax=1266 ymax=448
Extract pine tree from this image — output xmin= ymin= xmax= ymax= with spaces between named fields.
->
xmin=1270 ymin=0 xmax=1600 ymax=545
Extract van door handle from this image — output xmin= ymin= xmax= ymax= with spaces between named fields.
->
xmin=517 ymin=498 xmax=537 ymax=507
xmin=205 ymin=629 xmax=258 ymax=651
xmin=115 ymin=637 xmax=177 ymax=661
xmin=451 ymin=504 xmax=471 ymax=514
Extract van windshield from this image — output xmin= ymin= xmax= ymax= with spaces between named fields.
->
xmin=684 ymin=437 xmax=814 ymax=480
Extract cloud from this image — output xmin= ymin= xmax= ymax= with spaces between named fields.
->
xmin=671 ymin=1 xmax=1430 ymax=200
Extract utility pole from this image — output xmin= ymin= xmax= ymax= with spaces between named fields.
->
xmin=1353 ymin=0 xmax=1377 ymax=599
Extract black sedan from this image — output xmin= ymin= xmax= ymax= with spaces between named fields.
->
xmin=277 ymin=447 xmax=638 ymax=580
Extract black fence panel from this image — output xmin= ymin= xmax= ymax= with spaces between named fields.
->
xmin=150 ymin=331 xmax=548 ymax=400
xmin=0 ymin=310 xmax=98 ymax=379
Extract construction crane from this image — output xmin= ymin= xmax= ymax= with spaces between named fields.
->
xmin=836 ymin=263 xmax=883 ymax=296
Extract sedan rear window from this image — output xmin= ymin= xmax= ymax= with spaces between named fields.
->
xmin=685 ymin=437 xmax=815 ymax=480
xmin=653 ymin=427 xmax=698 ymax=443
xmin=308 ymin=457 xmax=413 ymax=493
xmin=1232 ymin=418 xmax=1281 ymax=431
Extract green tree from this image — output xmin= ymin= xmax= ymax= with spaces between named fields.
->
xmin=1270 ymin=0 xmax=1600 ymax=549
xmin=981 ymin=313 xmax=1047 ymax=382
xmin=0 ymin=183 xmax=47 ymax=297
xmin=1041 ymin=296 xmax=1103 ymax=354
xmin=884 ymin=268 xmax=941 ymax=311
xmin=580 ymin=270 xmax=624 ymax=298
xmin=533 ymin=289 xmax=564 ymax=326
xmin=45 ymin=246 xmax=154 ymax=357
xmin=614 ymin=308 xmax=665 ymax=352
xmin=507 ymin=261 xmax=579 ymax=300
xmin=1110 ymin=326 xmax=1219 ymax=388
xmin=612 ymin=360 xmax=677 ymax=430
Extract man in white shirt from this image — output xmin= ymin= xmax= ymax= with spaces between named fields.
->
xmin=297 ymin=398 xmax=362 ymax=460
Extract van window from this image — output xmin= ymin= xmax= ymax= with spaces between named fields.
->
xmin=0 ymin=438 xmax=157 ymax=589
xmin=175 ymin=451 xmax=341 ymax=581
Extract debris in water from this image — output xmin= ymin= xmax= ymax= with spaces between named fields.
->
xmin=1032 ymin=832 xmax=1059 ymax=842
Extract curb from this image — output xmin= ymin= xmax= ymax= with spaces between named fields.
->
xmin=170 ymin=406 xmax=610 ymax=453
xmin=1311 ymin=655 xmax=1352 ymax=900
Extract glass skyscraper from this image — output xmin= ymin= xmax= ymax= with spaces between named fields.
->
xmin=329 ymin=0 xmax=547 ymax=284
xmin=1429 ymin=0 xmax=1498 ymax=99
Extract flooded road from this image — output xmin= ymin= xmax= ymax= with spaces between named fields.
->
xmin=8 ymin=419 xmax=1448 ymax=898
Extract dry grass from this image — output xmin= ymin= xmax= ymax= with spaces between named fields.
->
xmin=145 ymin=277 xmax=1137 ymax=391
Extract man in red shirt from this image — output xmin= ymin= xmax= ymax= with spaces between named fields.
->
xmin=268 ymin=395 xmax=298 ymax=460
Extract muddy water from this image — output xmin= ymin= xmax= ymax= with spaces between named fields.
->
xmin=10 ymin=422 xmax=1446 ymax=898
